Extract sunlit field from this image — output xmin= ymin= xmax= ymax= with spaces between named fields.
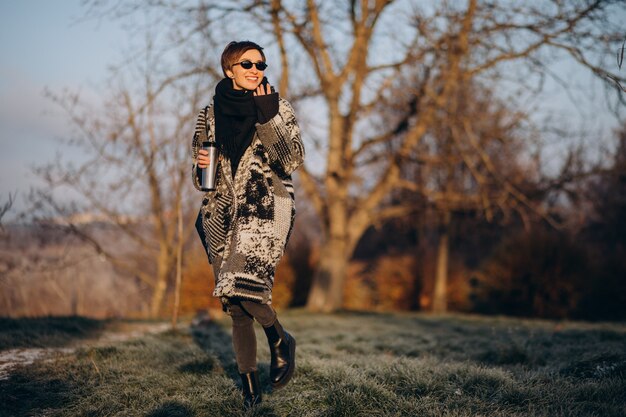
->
xmin=2 ymin=2 xmax=626 ymax=416
xmin=1 ymin=311 xmax=625 ymax=417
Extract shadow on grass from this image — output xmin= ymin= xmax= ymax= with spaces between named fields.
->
xmin=189 ymin=320 xmax=274 ymax=398
xmin=0 ymin=316 xmax=106 ymax=350
xmin=177 ymin=357 xmax=216 ymax=374
xmin=333 ymin=309 xmax=397 ymax=318
xmin=146 ymin=401 xmax=195 ymax=417
xmin=190 ymin=320 xmax=238 ymax=379
xmin=0 ymin=366 xmax=80 ymax=417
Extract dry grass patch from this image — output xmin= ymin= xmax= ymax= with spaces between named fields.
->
xmin=0 ymin=312 xmax=625 ymax=416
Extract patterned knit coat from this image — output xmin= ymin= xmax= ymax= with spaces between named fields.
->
xmin=191 ymin=97 xmax=305 ymax=304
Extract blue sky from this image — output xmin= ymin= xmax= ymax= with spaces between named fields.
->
xmin=0 ymin=0 xmax=126 ymax=215
xmin=0 ymin=1 xmax=623 ymax=219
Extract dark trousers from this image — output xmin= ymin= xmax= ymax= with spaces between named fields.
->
xmin=229 ymin=300 xmax=277 ymax=373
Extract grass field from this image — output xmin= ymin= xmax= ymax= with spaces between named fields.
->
xmin=1 ymin=311 xmax=625 ymax=416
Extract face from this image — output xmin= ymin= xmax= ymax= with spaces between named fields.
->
xmin=226 ymin=49 xmax=265 ymax=91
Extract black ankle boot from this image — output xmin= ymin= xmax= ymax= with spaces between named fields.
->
xmin=240 ymin=371 xmax=262 ymax=408
xmin=263 ymin=320 xmax=296 ymax=389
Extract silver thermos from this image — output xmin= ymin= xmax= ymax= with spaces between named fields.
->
xmin=200 ymin=141 xmax=218 ymax=191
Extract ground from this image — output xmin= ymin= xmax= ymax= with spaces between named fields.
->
xmin=0 ymin=318 xmax=170 ymax=380
xmin=0 ymin=311 xmax=625 ymax=416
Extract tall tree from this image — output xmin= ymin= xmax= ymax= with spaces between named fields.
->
xmin=34 ymin=28 xmax=221 ymax=317
xmin=400 ymin=80 xmax=550 ymax=313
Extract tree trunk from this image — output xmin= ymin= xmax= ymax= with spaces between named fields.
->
xmin=432 ymin=210 xmax=451 ymax=313
xmin=172 ymin=201 xmax=183 ymax=329
xmin=150 ymin=275 xmax=167 ymax=318
xmin=306 ymin=236 xmax=349 ymax=312
xmin=306 ymin=94 xmax=352 ymax=312
xmin=150 ymin=247 xmax=172 ymax=318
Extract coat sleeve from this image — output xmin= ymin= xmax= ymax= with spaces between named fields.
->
xmin=191 ymin=106 xmax=211 ymax=191
xmin=255 ymin=98 xmax=305 ymax=178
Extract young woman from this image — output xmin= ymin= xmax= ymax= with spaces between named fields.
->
xmin=191 ymin=41 xmax=305 ymax=407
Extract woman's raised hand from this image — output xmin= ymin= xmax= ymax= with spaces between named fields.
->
xmin=254 ymin=81 xmax=272 ymax=96
xmin=197 ymin=149 xmax=210 ymax=169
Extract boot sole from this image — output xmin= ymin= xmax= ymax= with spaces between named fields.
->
xmin=271 ymin=337 xmax=296 ymax=389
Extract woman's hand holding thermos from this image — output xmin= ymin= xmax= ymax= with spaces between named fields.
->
xmin=197 ymin=149 xmax=211 ymax=169
xmin=199 ymin=141 xmax=218 ymax=191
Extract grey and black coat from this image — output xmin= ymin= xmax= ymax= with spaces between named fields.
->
xmin=191 ymin=98 xmax=305 ymax=304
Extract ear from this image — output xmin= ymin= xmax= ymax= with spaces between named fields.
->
xmin=225 ymin=69 xmax=234 ymax=79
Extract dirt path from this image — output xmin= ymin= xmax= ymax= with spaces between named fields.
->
xmin=0 ymin=321 xmax=171 ymax=380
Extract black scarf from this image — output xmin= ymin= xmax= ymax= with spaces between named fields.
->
xmin=214 ymin=78 xmax=257 ymax=177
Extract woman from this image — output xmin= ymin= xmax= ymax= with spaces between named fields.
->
xmin=191 ymin=41 xmax=305 ymax=407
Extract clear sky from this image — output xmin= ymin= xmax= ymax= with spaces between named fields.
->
xmin=0 ymin=1 xmax=623 ymax=219
xmin=0 ymin=0 xmax=126 ymax=216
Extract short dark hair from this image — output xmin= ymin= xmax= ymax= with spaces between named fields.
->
xmin=221 ymin=41 xmax=266 ymax=78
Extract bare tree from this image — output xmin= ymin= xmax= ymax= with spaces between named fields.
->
xmin=33 ymin=24 xmax=221 ymax=317
xmin=0 ymin=193 xmax=15 ymax=232
xmin=271 ymin=0 xmax=623 ymax=312
xmin=395 ymin=78 xmax=556 ymax=312
xmin=83 ymin=0 xmax=624 ymax=312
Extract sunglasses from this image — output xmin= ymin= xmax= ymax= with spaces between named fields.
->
xmin=233 ymin=60 xmax=268 ymax=71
